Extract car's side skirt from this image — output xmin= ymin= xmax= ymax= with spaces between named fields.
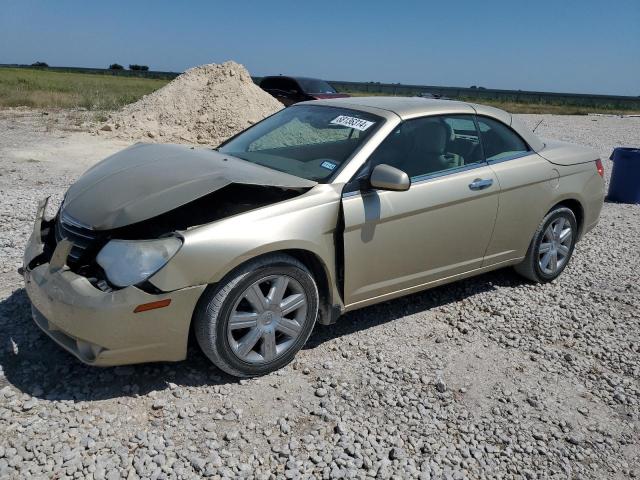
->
xmin=341 ymin=256 xmax=523 ymax=313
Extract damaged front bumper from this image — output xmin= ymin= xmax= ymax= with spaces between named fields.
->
xmin=22 ymin=200 xmax=206 ymax=366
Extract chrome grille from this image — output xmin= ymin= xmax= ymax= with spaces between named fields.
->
xmin=54 ymin=211 xmax=102 ymax=265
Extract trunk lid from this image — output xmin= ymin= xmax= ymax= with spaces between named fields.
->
xmin=538 ymin=138 xmax=599 ymax=166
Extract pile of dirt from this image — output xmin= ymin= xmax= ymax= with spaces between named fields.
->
xmin=100 ymin=61 xmax=283 ymax=145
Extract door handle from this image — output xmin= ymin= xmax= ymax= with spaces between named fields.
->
xmin=468 ymin=178 xmax=493 ymax=190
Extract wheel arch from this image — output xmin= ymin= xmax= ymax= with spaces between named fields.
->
xmin=549 ymin=198 xmax=584 ymax=239
xmin=514 ymin=198 xmax=582 ymax=283
xmin=280 ymin=249 xmax=335 ymax=325
xmin=193 ymin=248 xmax=338 ymax=328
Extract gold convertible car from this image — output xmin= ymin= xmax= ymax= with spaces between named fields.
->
xmin=23 ymin=97 xmax=605 ymax=376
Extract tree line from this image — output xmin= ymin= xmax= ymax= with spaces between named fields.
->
xmin=31 ymin=61 xmax=149 ymax=71
xmin=109 ymin=64 xmax=149 ymax=71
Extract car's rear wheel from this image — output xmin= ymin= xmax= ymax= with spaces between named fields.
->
xmin=194 ymin=254 xmax=318 ymax=377
xmin=514 ymin=206 xmax=577 ymax=283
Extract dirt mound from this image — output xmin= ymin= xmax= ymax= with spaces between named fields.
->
xmin=100 ymin=61 xmax=283 ymax=145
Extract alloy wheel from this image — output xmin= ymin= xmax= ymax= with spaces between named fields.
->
xmin=227 ymin=275 xmax=308 ymax=364
xmin=538 ymin=217 xmax=573 ymax=276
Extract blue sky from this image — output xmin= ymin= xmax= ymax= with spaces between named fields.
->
xmin=1 ymin=0 xmax=639 ymax=96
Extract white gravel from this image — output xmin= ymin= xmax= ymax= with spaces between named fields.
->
xmin=0 ymin=110 xmax=639 ymax=479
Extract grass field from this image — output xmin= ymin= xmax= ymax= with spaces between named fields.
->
xmin=0 ymin=68 xmax=168 ymax=110
xmin=1 ymin=67 xmax=638 ymax=115
xmin=346 ymin=91 xmax=639 ymax=115
xmin=457 ymin=98 xmax=639 ymax=115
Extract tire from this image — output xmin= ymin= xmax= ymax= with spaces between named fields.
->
xmin=194 ymin=254 xmax=319 ymax=377
xmin=514 ymin=206 xmax=578 ymax=283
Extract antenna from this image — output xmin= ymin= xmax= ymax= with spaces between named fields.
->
xmin=533 ymin=119 xmax=544 ymax=133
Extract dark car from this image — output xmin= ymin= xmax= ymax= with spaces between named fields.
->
xmin=259 ymin=76 xmax=349 ymax=106
xmin=417 ymin=92 xmax=452 ymax=100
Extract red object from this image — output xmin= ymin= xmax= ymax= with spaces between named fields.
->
xmin=134 ymin=298 xmax=171 ymax=313
xmin=595 ymin=158 xmax=604 ymax=177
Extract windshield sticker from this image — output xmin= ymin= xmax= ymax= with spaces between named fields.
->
xmin=330 ymin=115 xmax=375 ymax=131
xmin=320 ymin=160 xmax=337 ymax=171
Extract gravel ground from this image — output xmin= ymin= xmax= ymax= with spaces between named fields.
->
xmin=0 ymin=109 xmax=639 ymax=479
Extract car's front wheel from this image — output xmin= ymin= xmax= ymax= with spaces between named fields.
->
xmin=515 ymin=206 xmax=578 ymax=283
xmin=194 ymin=254 xmax=319 ymax=377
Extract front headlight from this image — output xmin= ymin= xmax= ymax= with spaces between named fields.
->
xmin=96 ymin=237 xmax=182 ymax=287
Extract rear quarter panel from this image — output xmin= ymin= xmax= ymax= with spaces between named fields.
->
xmin=484 ymin=154 xmax=603 ymax=265
xmin=538 ymin=139 xmax=604 ymax=236
xmin=554 ymin=162 xmax=604 ymax=236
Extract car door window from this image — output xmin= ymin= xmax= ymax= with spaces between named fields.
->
xmin=367 ymin=114 xmax=483 ymax=180
xmin=297 ymin=78 xmax=336 ymax=94
xmin=477 ymin=116 xmax=529 ymax=161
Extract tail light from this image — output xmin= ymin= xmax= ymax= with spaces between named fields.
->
xmin=595 ymin=158 xmax=604 ymax=177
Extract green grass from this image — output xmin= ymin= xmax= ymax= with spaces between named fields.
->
xmin=2 ymin=67 xmax=638 ymax=115
xmin=0 ymin=67 xmax=169 ymax=110
xmin=345 ymin=91 xmax=640 ymax=115
xmin=457 ymin=98 xmax=640 ymax=115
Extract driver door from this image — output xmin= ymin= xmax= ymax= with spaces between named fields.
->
xmin=341 ymin=114 xmax=499 ymax=307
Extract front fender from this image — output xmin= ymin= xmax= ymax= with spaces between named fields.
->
xmin=148 ymin=185 xmax=342 ymax=296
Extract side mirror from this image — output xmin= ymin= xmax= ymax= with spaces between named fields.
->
xmin=369 ymin=164 xmax=411 ymax=192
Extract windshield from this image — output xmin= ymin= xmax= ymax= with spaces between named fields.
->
xmin=297 ymin=78 xmax=337 ymax=94
xmin=219 ymin=105 xmax=382 ymax=182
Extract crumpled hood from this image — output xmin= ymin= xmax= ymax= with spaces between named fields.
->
xmin=62 ymin=143 xmax=316 ymax=230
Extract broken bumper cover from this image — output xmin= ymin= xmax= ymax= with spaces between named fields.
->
xmin=22 ymin=208 xmax=206 ymax=367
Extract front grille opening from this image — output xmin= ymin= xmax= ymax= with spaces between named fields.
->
xmin=51 ymin=212 xmax=165 ymax=293
xmin=50 ymin=212 xmax=114 ymax=291
xmin=54 ymin=212 xmax=108 ymax=268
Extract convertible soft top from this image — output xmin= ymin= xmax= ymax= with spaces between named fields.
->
xmin=300 ymin=97 xmax=546 ymax=152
